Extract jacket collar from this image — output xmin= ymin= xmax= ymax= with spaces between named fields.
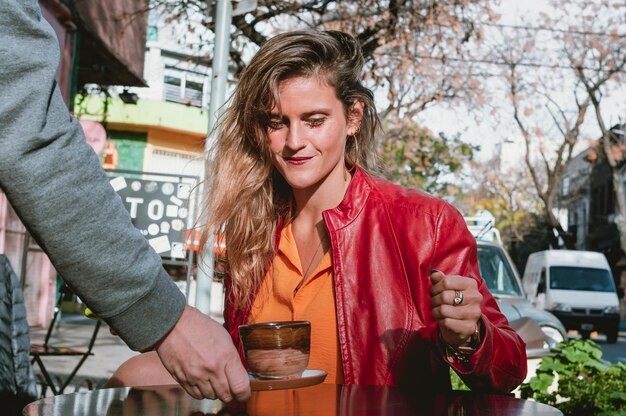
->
xmin=323 ymin=167 xmax=372 ymax=232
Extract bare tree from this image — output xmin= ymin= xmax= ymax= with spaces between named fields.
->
xmin=487 ymin=0 xmax=625 ymax=248
xmin=148 ymin=0 xmax=499 ymax=118
xmin=497 ymin=43 xmax=586 ymax=247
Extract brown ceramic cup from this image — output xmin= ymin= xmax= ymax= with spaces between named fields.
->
xmin=238 ymin=321 xmax=311 ymax=379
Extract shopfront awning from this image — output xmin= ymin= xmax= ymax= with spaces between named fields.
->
xmin=70 ymin=0 xmax=149 ymax=87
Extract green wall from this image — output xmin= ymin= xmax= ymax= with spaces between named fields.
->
xmin=108 ymin=130 xmax=147 ymax=171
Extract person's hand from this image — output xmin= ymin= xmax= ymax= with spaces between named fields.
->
xmin=430 ymin=270 xmax=483 ymax=347
xmin=154 ymin=305 xmax=251 ymax=402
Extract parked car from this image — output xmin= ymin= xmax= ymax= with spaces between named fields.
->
xmin=476 ymin=240 xmax=568 ymax=350
xmin=523 ymin=249 xmax=622 ymax=343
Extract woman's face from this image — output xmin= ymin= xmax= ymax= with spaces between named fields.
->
xmin=266 ymin=76 xmax=359 ymax=195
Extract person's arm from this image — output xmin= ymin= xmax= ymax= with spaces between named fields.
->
xmin=429 ymin=203 xmax=527 ymax=393
xmin=0 ymin=0 xmax=184 ymax=352
xmin=0 ymin=1 xmax=250 ymax=402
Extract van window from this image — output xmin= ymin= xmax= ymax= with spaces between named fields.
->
xmin=549 ymin=267 xmax=615 ymax=292
xmin=477 ymin=245 xmax=523 ymax=297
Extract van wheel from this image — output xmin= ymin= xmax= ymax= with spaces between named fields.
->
xmin=580 ymin=330 xmax=591 ymax=340
xmin=606 ymin=330 xmax=618 ymax=344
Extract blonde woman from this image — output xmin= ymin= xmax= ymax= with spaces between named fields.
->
xmin=108 ymin=30 xmax=526 ymax=397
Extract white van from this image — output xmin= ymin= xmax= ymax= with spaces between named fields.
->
xmin=523 ymin=250 xmax=621 ymax=343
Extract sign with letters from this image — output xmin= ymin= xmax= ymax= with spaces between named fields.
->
xmin=109 ymin=176 xmax=192 ymax=260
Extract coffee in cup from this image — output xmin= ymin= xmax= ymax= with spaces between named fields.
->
xmin=238 ymin=321 xmax=311 ymax=379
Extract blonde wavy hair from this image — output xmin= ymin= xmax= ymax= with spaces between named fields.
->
xmin=201 ymin=30 xmax=382 ymax=309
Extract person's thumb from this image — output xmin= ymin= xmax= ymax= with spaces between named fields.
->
xmin=430 ymin=269 xmax=445 ymax=285
xmin=224 ymin=358 xmax=251 ymax=402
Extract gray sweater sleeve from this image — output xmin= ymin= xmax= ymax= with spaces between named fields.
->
xmin=0 ymin=0 xmax=186 ymax=351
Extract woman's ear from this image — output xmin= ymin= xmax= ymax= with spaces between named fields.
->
xmin=347 ymin=99 xmax=364 ymax=135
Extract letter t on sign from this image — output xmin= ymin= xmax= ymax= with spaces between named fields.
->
xmin=125 ymin=197 xmax=144 ymax=219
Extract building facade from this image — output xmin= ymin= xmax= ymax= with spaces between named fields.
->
xmin=73 ymin=12 xmax=225 ymax=306
xmin=557 ymin=125 xmax=626 ymax=319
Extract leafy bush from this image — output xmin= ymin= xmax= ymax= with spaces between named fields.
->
xmin=520 ymin=339 xmax=626 ymax=415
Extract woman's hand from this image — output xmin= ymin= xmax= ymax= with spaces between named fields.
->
xmin=429 ymin=270 xmax=483 ymax=347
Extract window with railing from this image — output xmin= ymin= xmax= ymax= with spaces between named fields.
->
xmin=163 ymin=69 xmax=205 ymax=107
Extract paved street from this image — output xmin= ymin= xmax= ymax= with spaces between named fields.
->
xmin=29 ymin=313 xmax=138 ymax=395
xmin=28 ymin=311 xmax=226 ymax=396
xmin=599 ymin=336 xmax=626 ymax=364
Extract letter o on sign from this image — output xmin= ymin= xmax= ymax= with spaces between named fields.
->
xmin=148 ymin=200 xmax=165 ymax=220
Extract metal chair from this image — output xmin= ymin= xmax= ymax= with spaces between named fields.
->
xmin=29 ymin=284 xmax=101 ymax=395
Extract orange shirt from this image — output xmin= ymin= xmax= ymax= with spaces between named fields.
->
xmin=247 ymin=384 xmax=338 ymax=416
xmin=248 ymin=223 xmax=343 ymax=384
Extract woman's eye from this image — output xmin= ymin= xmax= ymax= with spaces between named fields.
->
xmin=306 ymin=118 xmax=325 ymax=127
xmin=267 ymin=119 xmax=284 ymax=130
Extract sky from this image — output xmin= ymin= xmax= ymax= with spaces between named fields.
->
xmin=416 ymin=0 xmax=625 ymax=164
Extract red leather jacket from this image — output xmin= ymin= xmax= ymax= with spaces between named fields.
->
xmin=224 ymin=168 xmax=527 ymax=393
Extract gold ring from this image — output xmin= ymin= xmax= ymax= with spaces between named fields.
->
xmin=453 ymin=290 xmax=464 ymax=306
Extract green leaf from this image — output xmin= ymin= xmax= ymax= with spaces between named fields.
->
xmin=529 ymin=373 xmax=554 ymax=392
xmin=608 ymin=391 xmax=626 ymax=402
xmin=538 ymin=357 xmax=566 ymax=373
xmin=563 ymin=348 xmax=591 ymax=363
xmin=585 ymin=358 xmax=609 ymax=372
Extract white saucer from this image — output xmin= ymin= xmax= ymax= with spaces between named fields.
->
xmin=249 ymin=369 xmax=327 ymax=391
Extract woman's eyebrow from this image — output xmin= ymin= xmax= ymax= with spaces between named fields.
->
xmin=268 ymin=109 xmax=332 ymax=118
xmin=301 ymin=109 xmax=331 ymax=117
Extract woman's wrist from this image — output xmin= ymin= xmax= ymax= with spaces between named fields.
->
xmin=440 ymin=319 xmax=483 ymax=363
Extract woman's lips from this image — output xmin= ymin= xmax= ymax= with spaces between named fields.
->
xmin=285 ymin=156 xmax=313 ymax=165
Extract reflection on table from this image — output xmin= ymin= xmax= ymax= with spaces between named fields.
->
xmin=22 ymin=383 xmax=563 ymax=416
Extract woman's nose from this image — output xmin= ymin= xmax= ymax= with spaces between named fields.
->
xmin=285 ymin=124 xmax=306 ymax=149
